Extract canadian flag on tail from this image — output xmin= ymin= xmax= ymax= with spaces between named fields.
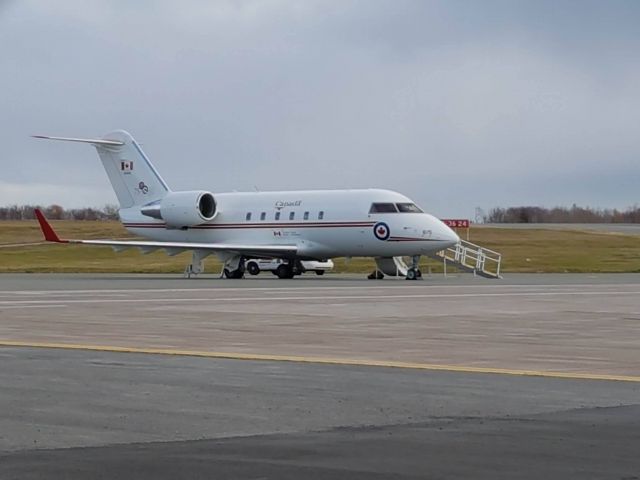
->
xmin=120 ymin=160 xmax=134 ymax=172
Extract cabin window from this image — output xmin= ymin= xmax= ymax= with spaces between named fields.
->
xmin=396 ymin=203 xmax=423 ymax=213
xmin=260 ymin=212 xmax=266 ymax=221
xmin=289 ymin=211 xmax=295 ymax=220
xmin=275 ymin=211 xmax=281 ymax=220
xmin=245 ymin=212 xmax=252 ymax=221
xmin=369 ymin=203 xmax=398 ymax=213
xmin=303 ymin=211 xmax=309 ymax=220
xmin=318 ymin=211 xmax=324 ymax=220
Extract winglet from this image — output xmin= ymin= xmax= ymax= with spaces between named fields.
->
xmin=34 ymin=209 xmax=66 ymax=243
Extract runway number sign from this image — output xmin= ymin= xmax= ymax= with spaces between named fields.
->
xmin=441 ymin=219 xmax=470 ymax=240
xmin=441 ymin=219 xmax=470 ymax=228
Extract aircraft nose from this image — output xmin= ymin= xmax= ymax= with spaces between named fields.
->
xmin=441 ymin=222 xmax=460 ymax=245
xmin=423 ymin=214 xmax=459 ymax=245
xmin=429 ymin=217 xmax=459 ymax=245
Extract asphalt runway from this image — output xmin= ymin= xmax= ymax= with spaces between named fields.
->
xmin=1 ymin=273 xmax=639 ymax=478
xmin=479 ymin=223 xmax=640 ymax=235
xmin=1 ymin=273 xmax=639 ymax=376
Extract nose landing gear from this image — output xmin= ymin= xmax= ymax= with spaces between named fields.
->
xmin=406 ymin=268 xmax=422 ymax=280
xmin=406 ymin=255 xmax=422 ymax=281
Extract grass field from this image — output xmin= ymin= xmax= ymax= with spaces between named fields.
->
xmin=1 ymin=220 xmax=639 ymax=274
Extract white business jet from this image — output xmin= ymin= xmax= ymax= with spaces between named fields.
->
xmin=33 ymin=130 xmax=459 ymax=280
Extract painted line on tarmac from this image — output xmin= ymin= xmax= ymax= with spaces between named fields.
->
xmin=0 ymin=290 xmax=639 ymax=306
xmin=1 ymin=340 xmax=639 ymax=383
xmin=0 ymin=304 xmax=67 ymax=309
xmin=3 ymin=283 xmax=640 ymax=296
xmin=1 ymin=285 xmax=465 ymax=296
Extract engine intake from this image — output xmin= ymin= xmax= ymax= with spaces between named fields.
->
xmin=141 ymin=191 xmax=217 ymax=227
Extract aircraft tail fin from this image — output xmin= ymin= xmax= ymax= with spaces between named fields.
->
xmin=33 ymin=130 xmax=171 ymax=208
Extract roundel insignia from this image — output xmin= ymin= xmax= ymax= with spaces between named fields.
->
xmin=373 ymin=222 xmax=390 ymax=241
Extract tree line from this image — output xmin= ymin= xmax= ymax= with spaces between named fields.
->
xmin=483 ymin=204 xmax=640 ymax=223
xmin=0 ymin=204 xmax=119 ymax=221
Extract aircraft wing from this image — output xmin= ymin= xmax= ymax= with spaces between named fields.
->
xmin=34 ymin=209 xmax=297 ymax=257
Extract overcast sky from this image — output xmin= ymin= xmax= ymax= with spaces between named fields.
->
xmin=1 ymin=0 xmax=638 ymax=217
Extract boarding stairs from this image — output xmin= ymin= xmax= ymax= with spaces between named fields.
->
xmin=428 ymin=239 xmax=502 ymax=279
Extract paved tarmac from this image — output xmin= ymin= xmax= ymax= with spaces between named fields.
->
xmin=1 ymin=273 xmax=639 ymax=478
xmin=1 ymin=347 xmax=639 ymax=479
xmin=1 ymin=273 xmax=639 ymax=376
xmin=3 ymin=271 xmax=640 ymax=290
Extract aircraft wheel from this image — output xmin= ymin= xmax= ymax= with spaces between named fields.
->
xmin=224 ymin=268 xmax=244 ymax=279
xmin=406 ymin=268 xmax=418 ymax=280
xmin=246 ymin=262 xmax=260 ymax=276
xmin=276 ymin=264 xmax=294 ymax=279
xmin=315 ymin=270 xmax=325 ymax=276
xmin=416 ymin=268 xmax=422 ymax=278
xmin=367 ymin=270 xmax=384 ymax=280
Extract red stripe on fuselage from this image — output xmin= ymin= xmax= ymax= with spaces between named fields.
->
xmin=387 ymin=236 xmax=436 ymax=242
xmin=122 ymin=221 xmax=376 ymax=229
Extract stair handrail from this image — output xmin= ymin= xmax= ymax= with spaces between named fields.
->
xmin=437 ymin=239 xmax=502 ymax=278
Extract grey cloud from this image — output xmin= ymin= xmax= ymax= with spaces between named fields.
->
xmin=1 ymin=0 xmax=639 ymax=215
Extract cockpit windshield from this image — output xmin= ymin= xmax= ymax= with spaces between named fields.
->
xmin=369 ymin=202 xmax=423 ymax=213
xmin=369 ymin=203 xmax=398 ymax=213
xmin=396 ymin=203 xmax=423 ymax=213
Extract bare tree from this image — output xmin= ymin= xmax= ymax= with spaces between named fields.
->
xmin=483 ymin=205 xmax=640 ymax=223
xmin=0 ymin=204 xmax=121 ymax=220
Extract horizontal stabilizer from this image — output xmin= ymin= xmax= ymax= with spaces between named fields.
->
xmin=32 ymin=135 xmax=124 ymax=147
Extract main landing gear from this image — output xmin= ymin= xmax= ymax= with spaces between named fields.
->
xmin=222 ymin=256 xmax=246 ymax=279
xmin=275 ymin=263 xmax=295 ymax=279
xmin=218 ymin=257 xmax=303 ymax=280
xmin=222 ymin=257 xmax=245 ymax=279
xmin=224 ymin=266 xmax=245 ymax=279
xmin=275 ymin=260 xmax=303 ymax=279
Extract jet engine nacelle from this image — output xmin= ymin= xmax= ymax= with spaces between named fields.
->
xmin=141 ymin=190 xmax=217 ymax=227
